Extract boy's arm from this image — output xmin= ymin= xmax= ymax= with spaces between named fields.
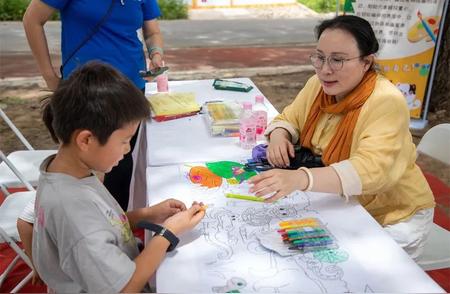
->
xmin=126 ymin=199 xmax=187 ymax=229
xmin=17 ymin=219 xmax=34 ymax=260
xmin=126 ymin=208 xmax=151 ymax=230
xmin=121 ymin=236 xmax=170 ymax=292
xmin=121 ymin=205 xmax=204 ymax=292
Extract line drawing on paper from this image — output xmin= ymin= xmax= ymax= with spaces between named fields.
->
xmin=159 ymin=163 xmax=374 ymax=292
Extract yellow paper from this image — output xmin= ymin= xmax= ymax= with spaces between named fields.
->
xmin=148 ymin=92 xmax=200 ymax=116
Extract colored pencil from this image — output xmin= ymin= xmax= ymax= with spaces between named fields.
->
xmin=417 ymin=10 xmax=436 ymax=43
xmin=225 ymin=193 xmax=265 ymax=202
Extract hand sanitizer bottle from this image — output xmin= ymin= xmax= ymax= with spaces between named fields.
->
xmin=253 ymin=94 xmax=268 ymax=140
xmin=239 ymin=102 xmax=256 ymax=149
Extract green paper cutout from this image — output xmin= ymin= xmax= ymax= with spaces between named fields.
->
xmin=206 ymin=161 xmax=256 ymax=181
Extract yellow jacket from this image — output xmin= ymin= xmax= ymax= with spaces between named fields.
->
xmin=267 ymin=74 xmax=434 ymax=226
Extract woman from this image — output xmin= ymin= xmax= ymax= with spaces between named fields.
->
xmin=249 ymin=15 xmax=435 ymax=260
xmin=23 ymin=0 xmax=164 ymax=210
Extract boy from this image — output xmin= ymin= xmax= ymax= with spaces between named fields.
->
xmin=31 ymin=61 xmax=205 ymax=292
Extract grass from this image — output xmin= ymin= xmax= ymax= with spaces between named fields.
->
xmin=297 ymin=0 xmax=343 ymax=13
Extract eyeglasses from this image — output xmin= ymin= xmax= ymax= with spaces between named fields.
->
xmin=310 ymin=53 xmax=362 ymax=71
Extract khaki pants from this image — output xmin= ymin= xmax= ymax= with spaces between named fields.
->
xmin=383 ymin=208 xmax=434 ymax=261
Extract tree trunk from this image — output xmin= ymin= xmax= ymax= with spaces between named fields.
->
xmin=430 ymin=3 xmax=450 ymax=116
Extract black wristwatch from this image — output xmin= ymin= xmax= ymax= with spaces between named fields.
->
xmin=136 ymin=221 xmax=179 ymax=252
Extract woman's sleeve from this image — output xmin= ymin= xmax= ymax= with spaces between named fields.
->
xmin=41 ymin=0 xmax=69 ymax=10
xmin=264 ymin=75 xmax=320 ymax=143
xmin=346 ymin=88 xmax=412 ymax=195
xmin=143 ymin=0 xmax=162 ymax=20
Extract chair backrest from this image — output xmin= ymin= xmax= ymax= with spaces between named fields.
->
xmin=0 ymin=108 xmax=34 ymax=150
xmin=417 ymin=123 xmax=450 ymax=165
xmin=0 ymin=151 xmax=35 ymax=191
xmin=0 ymin=191 xmax=36 ymax=242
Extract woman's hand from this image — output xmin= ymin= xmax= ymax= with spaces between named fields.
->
xmin=267 ymin=128 xmax=295 ymax=168
xmin=150 ymin=53 xmax=163 ymax=69
xmin=147 ymin=199 xmax=187 ymax=224
xmin=248 ymin=169 xmax=307 ymax=202
xmin=163 ymin=203 xmax=205 ymax=235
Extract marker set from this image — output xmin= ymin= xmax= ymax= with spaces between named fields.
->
xmin=277 ymin=218 xmax=336 ymax=252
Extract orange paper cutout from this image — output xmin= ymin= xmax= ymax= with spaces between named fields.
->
xmin=189 ymin=166 xmax=222 ymax=188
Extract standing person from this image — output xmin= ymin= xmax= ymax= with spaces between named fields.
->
xmin=32 ymin=62 xmax=205 ymax=292
xmin=249 ymin=15 xmax=435 ymax=260
xmin=23 ymin=0 xmax=164 ymax=210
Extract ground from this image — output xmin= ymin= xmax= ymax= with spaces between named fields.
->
xmin=1 ymin=71 xmax=449 ymax=187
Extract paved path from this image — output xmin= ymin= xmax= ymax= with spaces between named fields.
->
xmin=0 ymin=15 xmax=326 ymax=79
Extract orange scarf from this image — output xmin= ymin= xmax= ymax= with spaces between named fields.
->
xmin=300 ymin=70 xmax=377 ymax=165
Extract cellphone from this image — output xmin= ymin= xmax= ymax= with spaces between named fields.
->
xmin=139 ymin=66 xmax=169 ymax=78
xmin=213 ymin=79 xmax=253 ymax=92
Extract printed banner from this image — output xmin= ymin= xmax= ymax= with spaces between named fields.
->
xmin=345 ymin=0 xmax=446 ymax=119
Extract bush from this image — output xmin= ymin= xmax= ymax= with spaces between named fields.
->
xmin=0 ymin=0 xmax=29 ymax=20
xmin=157 ymin=0 xmax=188 ymax=20
xmin=0 ymin=0 xmax=59 ymax=20
xmin=297 ymin=0 xmax=343 ymax=13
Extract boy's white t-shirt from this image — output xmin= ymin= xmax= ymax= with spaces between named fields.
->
xmin=32 ymin=155 xmax=146 ymax=293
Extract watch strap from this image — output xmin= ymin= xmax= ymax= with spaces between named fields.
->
xmin=137 ymin=221 xmax=179 ymax=252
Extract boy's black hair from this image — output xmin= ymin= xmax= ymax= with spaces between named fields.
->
xmin=42 ymin=61 xmax=150 ymax=145
xmin=316 ymin=15 xmax=379 ymax=57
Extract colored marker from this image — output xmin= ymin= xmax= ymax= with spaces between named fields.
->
xmin=225 ymin=193 xmax=265 ymax=202
xmin=284 ymin=228 xmax=327 ymax=238
xmin=279 ymin=223 xmax=317 ymax=230
xmin=417 ymin=10 xmax=436 ymax=43
xmin=292 ymin=236 xmax=332 ymax=246
xmin=279 ymin=218 xmax=318 ymax=227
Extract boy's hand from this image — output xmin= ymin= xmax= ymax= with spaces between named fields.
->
xmin=148 ymin=199 xmax=186 ymax=224
xmin=163 ymin=204 xmax=205 ymax=236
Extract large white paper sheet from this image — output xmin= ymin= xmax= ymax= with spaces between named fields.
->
xmin=146 ymin=164 xmax=443 ymax=293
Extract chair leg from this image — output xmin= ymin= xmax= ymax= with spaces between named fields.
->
xmin=10 ymin=270 xmax=33 ymax=293
xmin=0 ymin=255 xmax=20 ymax=286
xmin=0 ymin=183 xmax=10 ymax=196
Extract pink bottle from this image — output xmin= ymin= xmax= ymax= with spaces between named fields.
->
xmin=156 ymin=73 xmax=169 ymax=92
xmin=239 ymin=102 xmax=256 ymax=149
xmin=156 ymin=62 xmax=169 ymax=92
xmin=253 ymin=94 xmax=268 ymax=140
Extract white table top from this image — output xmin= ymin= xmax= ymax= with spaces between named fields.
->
xmin=138 ymin=78 xmax=443 ymax=293
xmin=144 ymin=78 xmax=279 ymax=166
xmin=145 ymin=164 xmax=443 ymax=293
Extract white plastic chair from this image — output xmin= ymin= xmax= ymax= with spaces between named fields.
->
xmin=416 ymin=123 xmax=450 ymax=165
xmin=0 ymin=152 xmax=36 ymax=293
xmin=416 ymin=123 xmax=450 ymax=271
xmin=0 ymin=108 xmax=56 ymax=195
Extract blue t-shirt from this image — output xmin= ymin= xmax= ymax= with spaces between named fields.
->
xmin=42 ymin=0 xmax=161 ymax=89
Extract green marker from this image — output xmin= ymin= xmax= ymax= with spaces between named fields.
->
xmin=225 ymin=193 xmax=265 ymax=202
